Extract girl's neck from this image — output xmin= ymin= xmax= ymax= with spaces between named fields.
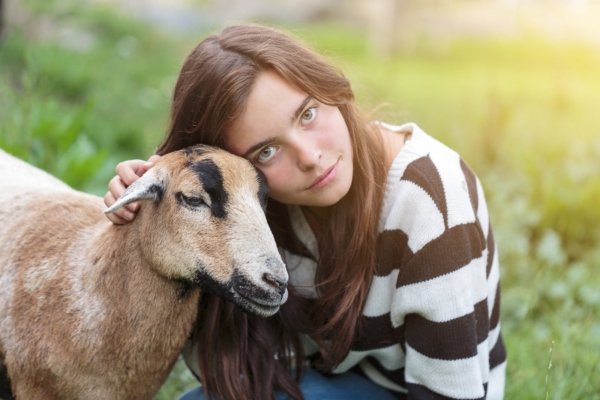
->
xmin=301 ymin=205 xmax=329 ymax=239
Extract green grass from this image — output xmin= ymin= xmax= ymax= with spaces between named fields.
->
xmin=1 ymin=2 xmax=599 ymax=398
xmin=0 ymin=0 xmax=196 ymax=194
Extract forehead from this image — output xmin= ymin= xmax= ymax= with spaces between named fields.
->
xmin=225 ymin=71 xmax=307 ymax=157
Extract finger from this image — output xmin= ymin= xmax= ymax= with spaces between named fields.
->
xmin=103 ymin=191 xmax=135 ymax=224
xmin=142 ymin=155 xmax=162 ymax=172
xmin=116 ymin=160 xmax=146 ymax=186
xmin=148 ymin=154 xmax=162 ymax=163
xmin=107 ymin=175 xmax=127 ymax=201
xmin=104 ymin=191 xmax=136 ymax=221
xmin=105 ymin=211 xmax=130 ymax=225
xmin=113 ymin=207 xmax=136 ymax=222
xmin=127 ymin=202 xmax=138 ymax=212
xmin=105 ymin=182 xmax=138 ymax=213
xmin=141 ymin=163 xmax=153 ymax=173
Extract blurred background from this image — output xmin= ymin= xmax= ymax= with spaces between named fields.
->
xmin=0 ymin=0 xmax=599 ymax=398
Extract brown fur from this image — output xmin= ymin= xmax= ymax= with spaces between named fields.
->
xmin=0 ymin=147 xmax=285 ymax=399
xmin=1 ymin=193 xmax=197 ymax=399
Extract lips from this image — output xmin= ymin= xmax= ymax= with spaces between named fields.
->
xmin=307 ymin=159 xmax=339 ymax=190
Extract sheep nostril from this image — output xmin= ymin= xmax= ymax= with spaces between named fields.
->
xmin=263 ymin=273 xmax=287 ymax=294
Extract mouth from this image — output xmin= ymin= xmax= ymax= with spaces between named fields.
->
xmin=231 ymin=289 xmax=287 ymax=317
xmin=192 ymin=264 xmax=288 ymax=317
xmin=307 ymin=159 xmax=339 ymax=190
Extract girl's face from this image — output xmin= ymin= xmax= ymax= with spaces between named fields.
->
xmin=226 ymin=71 xmax=353 ymax=208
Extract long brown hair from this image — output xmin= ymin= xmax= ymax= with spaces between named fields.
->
xmin=157 ymin=24 xmax=387 ymax=400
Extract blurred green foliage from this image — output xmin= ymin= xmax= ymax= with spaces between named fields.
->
xmin=0 ymin=0 xmax=188 ymax=194
xmin=1 ymin=1 xmax=599 ymax=399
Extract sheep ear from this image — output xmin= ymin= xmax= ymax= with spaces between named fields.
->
xmin=103 ymin=170 xmax=165 ymax=215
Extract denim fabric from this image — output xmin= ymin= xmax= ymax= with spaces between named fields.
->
xmin=177 ymin=368 xmax=398 ymax=400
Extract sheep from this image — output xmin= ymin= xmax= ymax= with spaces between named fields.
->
xmin=0 ymin=145 xmax=288 ymax=399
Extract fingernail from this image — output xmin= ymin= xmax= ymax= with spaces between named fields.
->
xmin=129 ymin=203 xmax=138 ymax=211
xmin=124 ymin=210 xmax=134 ymax=220
xmin=143 ymin=162 xmax=154 ymax=168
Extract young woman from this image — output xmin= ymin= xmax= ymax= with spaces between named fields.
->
xmin=104 ymin=24 xmax=506 ymax=400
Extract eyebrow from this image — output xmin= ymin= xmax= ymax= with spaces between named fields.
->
xmin=291 ymin=96 xmax=313 ymax=124
xmin=242 ymin=136 xmax=278 ymax=159
xmin=242 ymin=95 xmax=313 ymax=159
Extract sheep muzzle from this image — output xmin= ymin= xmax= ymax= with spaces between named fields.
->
xmin=192 ymin=258 xmax=288 ymax=318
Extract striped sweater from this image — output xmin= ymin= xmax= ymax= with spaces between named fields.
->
xmin=283 ymin=122 xmax=507 ymax=399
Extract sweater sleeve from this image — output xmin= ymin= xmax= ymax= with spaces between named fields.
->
xmin=386 ymin=152 xmax=504 ymax=400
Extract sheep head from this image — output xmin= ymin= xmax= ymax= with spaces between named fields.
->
xmin=104 ymin=145 xmax=288 ymax=317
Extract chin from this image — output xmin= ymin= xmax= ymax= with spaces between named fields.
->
xmin=326 ymin=179 xmax=353 ymax=205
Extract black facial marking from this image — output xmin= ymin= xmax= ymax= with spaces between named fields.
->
xmin=192 ymin=268 xmax=233 ymax=300
xmin=174 ymin=279 xmax=195 ymax=301
xmin=0 ymin=363 xmax=13 ymax=400
xmin=254 ymin=167 xmax=270 ymax=212
xmin=147 ymin=183 xmax=164 ymax=200
xmin=191 ymin=265 xmax=282 ymax=317
xmin=190 ymin=159 xmax=228 ymax=219
xmin=182 ymin=145 xmax=209 ymax=158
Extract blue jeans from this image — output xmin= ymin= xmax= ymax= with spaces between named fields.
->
xmin=177 ymin=368 xmax=398 ymax=400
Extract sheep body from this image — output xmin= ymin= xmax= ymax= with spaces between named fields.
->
xmin=0 ymin=147 xmax=287 ymax=399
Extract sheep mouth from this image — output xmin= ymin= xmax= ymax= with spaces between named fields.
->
xmin=192 ymin=268 xmax=286 ymax=317
xmin=231 ymin=290 xmax=285 ymax=318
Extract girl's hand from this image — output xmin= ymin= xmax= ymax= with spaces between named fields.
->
xmin=103 ymin=155 xmax=161 ymax=224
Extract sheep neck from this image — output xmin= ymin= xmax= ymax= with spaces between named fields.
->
xmin=89 ymin=221 xmax=200 ymax=343
xmin=78 ymin=221 xmax=200 ymax=394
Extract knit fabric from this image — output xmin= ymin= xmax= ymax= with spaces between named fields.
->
xmin=284 ymin=122 xmax=507 ymax=399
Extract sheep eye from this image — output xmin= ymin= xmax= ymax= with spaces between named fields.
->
xmin=178 ymin=193 xmax=206 ymax=208
xmin=184 ymin=196 xmax=204 ymax=206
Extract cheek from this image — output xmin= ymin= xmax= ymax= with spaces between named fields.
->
xmin=323 ymin=110 xmax=351 ymax=151
xmin=258 ymin=167 xmax=290 ymax=199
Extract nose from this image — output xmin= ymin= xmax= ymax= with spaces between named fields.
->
xmin=296 ymin=140 xmax=321 ymax=171
xmin=262 ymin=272 xmax=287 ymax=296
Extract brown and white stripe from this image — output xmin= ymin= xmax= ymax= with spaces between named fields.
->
xmin=285 ymin=123 xmax=506 ymax=400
